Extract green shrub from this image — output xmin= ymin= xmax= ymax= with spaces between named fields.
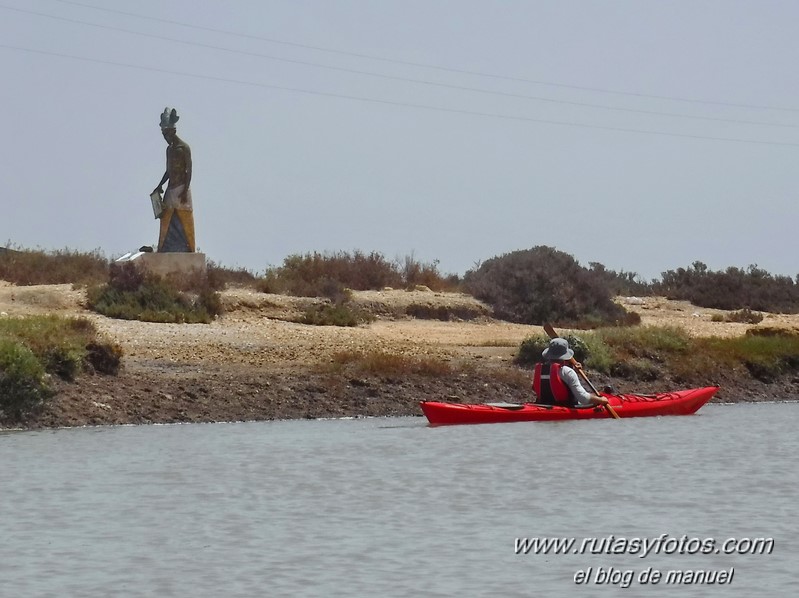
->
xmin=517 ymin=325 xmax=799 ymax=386
xmin=298 ymin=303 xmax=374 ymax=327
xmin=576 ymin=334 xmax=614 ymax=374
xmin=515 ymin=331 xmax=658 ymax=377
xmin=1 ymin=315 xmax=87 ymax=380
xmin=596 ymin=325 xmax=690 ymax=360
xmin=0 ymin=339 xmax=53 ymax=418
xmin=0 ymin=315 xmax=119 ymax=379
xmin=0 ymin=315 xmax=120 ymax=420
xmin=725 ymin=308 xmax=764 ymax=324
xmin=515 ymin=335 xmax=549 ymax=367
xmin=515 ymin=333 xmax=591 ymax=367
xmin=463 ymin=246 xmax=639 ymax=327
xmin=700 ymin=334 xmax=799 ymax=382
xmin=514 ymin=325 xmax=799 ymax=385
xmin=87 ymin=263 xmax=222 ymax=323
xmin=715 ymin=333 xmax=799 ymax=381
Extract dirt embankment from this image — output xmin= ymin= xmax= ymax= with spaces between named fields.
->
xmin=2 ymin=283 xmax=798 ymax=429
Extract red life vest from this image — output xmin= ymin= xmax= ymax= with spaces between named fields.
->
xmin=533 ymin=362 xmax=576 ymax=406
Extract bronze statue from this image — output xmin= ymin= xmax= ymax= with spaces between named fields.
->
xmin=153 ymin=108 xmax=195 ymax=252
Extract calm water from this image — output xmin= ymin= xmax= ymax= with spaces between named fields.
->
xmin=1 ymin=403 xmax=796 ymax=597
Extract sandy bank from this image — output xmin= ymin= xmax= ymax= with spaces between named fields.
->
xmin=2 ymin=283 xmax=798 ymax=428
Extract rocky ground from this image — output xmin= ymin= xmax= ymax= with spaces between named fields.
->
xmin=2 ymin=282 xmax=798 ymax=429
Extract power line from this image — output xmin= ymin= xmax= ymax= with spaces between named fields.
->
xmin=3 ymin=3 xmax=796 ymax=129
xmin=2 ymin=42 xmax=798 ymax=148
xmin=46 ymin=0 xmax=799 ymax=114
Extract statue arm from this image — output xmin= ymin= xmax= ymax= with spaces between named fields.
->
xmin=154 ymin=171 xmax=168 ymax=193
xmin=180 ymin=146 xmax=192 ymax=201
xmin=184 ymin=146 xmax=192 ymax=190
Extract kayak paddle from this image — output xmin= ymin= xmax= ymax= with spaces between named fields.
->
xmin=542 ymin=323 xmax=621 ymax=419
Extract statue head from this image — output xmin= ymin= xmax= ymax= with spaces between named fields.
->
xmin=160 ymin=107 xmax=180 ymax=143
xmin=160 ymin=107 xmax=180 ymax=129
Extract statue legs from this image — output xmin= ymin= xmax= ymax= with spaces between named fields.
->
xmin=158 ymin=208 xmax=195 ymax=252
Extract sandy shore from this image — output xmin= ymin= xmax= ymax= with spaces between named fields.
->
xmin=2 ymin=282 xmax=798 ymax=428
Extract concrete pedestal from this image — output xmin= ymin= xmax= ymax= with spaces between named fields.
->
xmin=116 ymin=252 xmax=206 ymax=278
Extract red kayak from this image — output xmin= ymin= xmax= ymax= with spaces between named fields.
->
xmin=420 ymin=386 xmax=719 ymax=426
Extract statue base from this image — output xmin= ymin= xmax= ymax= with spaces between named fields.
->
xmin=116 ymin=251 xmax=206 ymax=278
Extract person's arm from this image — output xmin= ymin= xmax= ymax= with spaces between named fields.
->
xmin=570 ymin=362 xmax=608 ymax=404
xmin=559 ymin=366 xmax=592 ymax=403
xmin=560 ymin=365 xmax=607 ymax=405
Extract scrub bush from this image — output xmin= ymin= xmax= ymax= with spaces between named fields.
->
xmin=656 ymin=262 xmax=799 ymax=313
xmin=87 ymin=263 xmax=222 ymax=323
xmin=463 ymin=246 xmax=639 ymax=327
xmin=515 ymin=334 xmax=591 ymax=367
xmin=206 ymin=260 xmax=258 ymax=289
xmin=85 ymin=341 xmax=123 ymax=375
xmin=0 ymin=315 xmax=94 ymax=381
xmin=259 ymin=251 xmax=401 ymax=296
xmin=0 ymin=315 xmax=121 ymax=421
xmin=399 ymin=255 xmax=460 ymax=291
xmin=515 ymin=325 xmax=799 ymax=386
xmin=404 ymin=303 xmax=486 ymax=321
xmin=256 ymin=250 xmax=458 ymax=296
xmin=725 ymin=308 xmax=764 ymax=324
xmin=585 ymin=261 xmax=654 ymax=297
xmin=596 ymin=325 xmax=690 ymax=359
xmin=0 ymin=246 xmax=109 ymax=286
xmin=0 ymin=339 xmax=53 ymax=418
xmin=297 ymin=303 xmax=374 ymax=327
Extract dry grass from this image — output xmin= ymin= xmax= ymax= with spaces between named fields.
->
xmin=465 ymin=339 xmax=520 ymax=347
xmin=257 ymin=250 xmax=459 ymax=296
xmin=0 ymin=247 xmax=109 ymax=286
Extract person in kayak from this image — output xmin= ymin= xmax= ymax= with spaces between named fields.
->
xmin=533 ymin=338 xmax=609 ymax=407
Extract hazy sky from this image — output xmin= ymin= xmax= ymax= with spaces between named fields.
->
xmin=2 ymin=0 xmax=797 ymax=280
